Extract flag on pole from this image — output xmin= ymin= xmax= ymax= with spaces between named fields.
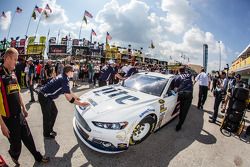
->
xmin=45 ymin=4 xmax=52 ymax=13
xmin=91 ymin=29 xmax=97 ymax=36
xmin=32 ymin=10 xmax=36 ymax=20
xmin=84 ymin=10 xmax=93 ymax=18
xmin=44 ymin=10 xmax=49 ymax=18
xmin=35 ymin=5 xmax=43 ymax=13
xmin=106 ymin=32 xmax=112 ymax=40
xmin=1 ymin=11 xmax=7 ymax=18
xmin=83 ymin=15 xmax=87 ymax=24
xmin=16 ymin=7 xmax=23 ymax=13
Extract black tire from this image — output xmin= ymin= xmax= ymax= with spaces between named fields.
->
xmin=129 ymin=115 xmax=156 ymax=145
xmin=233 ymin=88 xmax=249 ymax=101
xmin=232 ymin=101 xmax=246 ymax=112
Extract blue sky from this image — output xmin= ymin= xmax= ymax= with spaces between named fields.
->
xmin=0 ymin=0 xmax=249 ymax=72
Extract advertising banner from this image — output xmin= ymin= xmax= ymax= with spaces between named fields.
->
xmin=61 ymin=37 xmax=67 ymax=45
xmin=28 ymin=36 xmax=35 ymax=45
xmin=26 ymin=45 xmax=45 ymax=55
xmin=19 ymin=39 xmax=26 ymax=47
xmin=49 ymin=45 xmax=67 ymax=54
xmin=72 ymin=46 xmax=89 ymax=55
xmin=16 ymin=47 xmax=25 ymax=55
xmin=49 ymin=37 xmax=56 ymax=44
xmin=39 ymin=36 xmax=46 ymax=44
xmin=72 ymin=39 xmax=79 ymax=46
xmin=10 ymin=40 xmax=16 ymax=47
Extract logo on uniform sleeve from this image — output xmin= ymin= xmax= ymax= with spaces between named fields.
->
xmin=7 ymin=84 xmax=20 ymax=94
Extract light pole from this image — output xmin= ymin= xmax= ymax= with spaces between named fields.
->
xmin=218 ymin=41 xmax=221 ymax=71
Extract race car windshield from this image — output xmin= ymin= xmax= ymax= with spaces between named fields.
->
xmin=122 ymin=74 xmax=168 ymax=96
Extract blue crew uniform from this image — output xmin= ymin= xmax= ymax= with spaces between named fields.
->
xmin=174 ymin=72 xmax=193 ymax=131
xmin=38 ymin=74 xmax=70 ymax=138
xmin=124 ymin=67 xmax=138 ymax=78
xmin=99 ymin=65 xmax=116 ymax=87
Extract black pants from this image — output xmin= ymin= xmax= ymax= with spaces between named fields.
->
xmin=93 ymin=73 xmax=100 ymax=86
xmin=28 ymin=81 xmax=35 ymax=101
xmin=99 ymin=80 xmax=107 ymax=87
xmin=177 ymin=91 xmax=193 ymax=127
xmin=3 ymin=114 xmax=43 ymax=162
xmin=38 ymin=93 xmax=58 ymax=136
xmin=211 ymin=91 xmax=222 ymax=120
xmin=197 ymin=85 xmax=208 ymax=108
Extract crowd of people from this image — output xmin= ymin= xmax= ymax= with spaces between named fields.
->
xmin=0 ymin=47 xmax=250 ymax=166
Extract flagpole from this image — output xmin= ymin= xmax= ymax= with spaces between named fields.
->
xmin=25 ymin=10 xmax=33 ymax=38
xmin=78 ymin=21 xmax=83 ymax=40
xmin=57 ymin=29 xmax=60 ymax=44
xmin=6 ymin=11 xmax=16 ymax=40
xmin=44 ymin=28 xmax=50 ymax=59
xmin=90 ymin=30 xmax=92 ymax=43
xmin=34 ymin=11 xmax=43 ymax=38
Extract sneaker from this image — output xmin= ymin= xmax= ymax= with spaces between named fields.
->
xmin=37 ymin=156 xmax=50 ymax=163
xmin=209 ymin=119 xmax=216 ymax=123
xmin=209 ymin=116 xmax=213 ymax=119
xmin=44 ymin=134 xmax=55 ymax=140
xmin=50 ymin=131 xmax=57 ymax=137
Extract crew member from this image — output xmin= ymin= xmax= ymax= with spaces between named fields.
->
xmin=124 ymin=62 xmax=139 ymax=78
xmin=0 ymin=48 xmax=49 ymax=165
xmin=174 ymin=67 xmax=193 ymax=131
xmin=38 ymin=65 xmax=89 ymax=139
xmin=98 ymin=60 xmax=123 ymax=87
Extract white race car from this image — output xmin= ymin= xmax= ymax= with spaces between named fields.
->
xmin=73 ymin=72 xmax=180 ymax=153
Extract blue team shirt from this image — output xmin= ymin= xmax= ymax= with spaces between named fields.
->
xmin=125 ymin=67 xmax=138 ymax=77
xmin=41 ymin=74 xmax=70 ymax=99
xmin=99 ymin=65 xmax=116 ymax=81
xmin=174 ymin=73 xmax=193 ymax=92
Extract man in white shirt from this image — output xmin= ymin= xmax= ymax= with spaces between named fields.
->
xmin=194 ymin=68 xmax=210 ymax=110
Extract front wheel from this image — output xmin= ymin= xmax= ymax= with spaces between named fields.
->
xmin=129 ymin=115 xmax=156 ymax=145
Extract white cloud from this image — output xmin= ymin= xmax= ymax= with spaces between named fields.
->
xmin=158 ymin=27 xmax=229 ymax=71
xmin=161 ymin=0 xmax=198 ymax=34
xmin=96 ymin=0 xmax=156 ymax=44
xmin=0 ymin=11 xmax=11 ymax=31
xmin=40 ymin=0 xmax=68 ymax=25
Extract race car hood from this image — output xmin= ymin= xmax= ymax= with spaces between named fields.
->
xmin=79 ymin=85 xmax=158 ymax=117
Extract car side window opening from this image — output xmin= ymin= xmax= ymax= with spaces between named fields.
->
xmin=166 ymin=79 xmax=176 ymax=97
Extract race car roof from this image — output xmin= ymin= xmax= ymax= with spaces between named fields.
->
xmin=137 ymin=72 xmax=175 ymax=79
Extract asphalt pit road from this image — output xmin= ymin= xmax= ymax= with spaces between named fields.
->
xmin=234 ymin=156 xmax=243 ymax=166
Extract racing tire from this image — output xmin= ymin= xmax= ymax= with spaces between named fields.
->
xmin=232 ymin=101 xmax=246 ymax=112
xmin=129 ymin=115 xmax=156 ymax=145
xmin=233 ymin=88 xmax=249 ymax=101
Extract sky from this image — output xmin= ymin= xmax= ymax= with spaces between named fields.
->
xmin=0 ymin=0 xmax=250 ymax=72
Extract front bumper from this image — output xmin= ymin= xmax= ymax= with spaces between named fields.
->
xmin=73 ymin=117 xmax=128 ymax=154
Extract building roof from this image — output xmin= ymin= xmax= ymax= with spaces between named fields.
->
xmin=237 ymin=44 xmax=250 ymax=58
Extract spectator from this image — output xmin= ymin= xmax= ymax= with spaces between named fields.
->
xmin=194 ymin=68 xmax=210 ymax=110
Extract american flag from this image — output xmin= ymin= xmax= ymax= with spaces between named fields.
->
xmin=84 ymin=10 xmax=93 ymax=18
xmin=91 ymin=29 xmax=97 ymax=36
xmin=16 ymin=7 xmax=23 ymax=13
xmin=45 ymin=4 xmax=52 ymax=13
xmin=35 ymin=5 xmax=43 ymax=13
xmin=1 ymin=11 xmax=7 ymax=18
xmin=106 ymin=32 xmax=112 ymax=40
